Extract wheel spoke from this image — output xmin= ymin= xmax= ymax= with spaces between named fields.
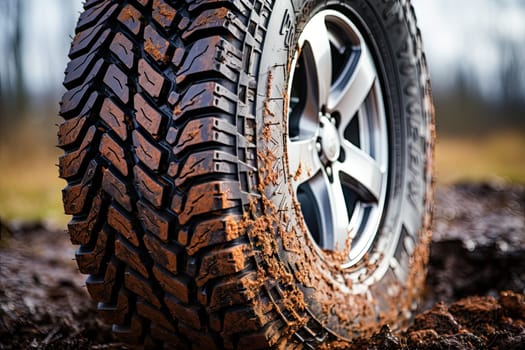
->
xmin=328 ymin=172 xmax=351 ymax=251
xmin=347 ymin=203 xmax=362 ymax=242
xmin=299 ymin=14 xmax=332 ymax=107
xmin=288 ymin=137 xmax=322 ymax=189
xmin=336 ymin=141 xmax=384 ymax=203
xmin=328 ymin=46 xmax=377 ymax=129
xmin=294 ymin=89 xmax=320 ymax=137
xmin=307 ymin=170 xmax=349 ymax=250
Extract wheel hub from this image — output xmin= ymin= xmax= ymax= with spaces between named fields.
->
xmin=319 ymin=116 xmax=340 ymax=163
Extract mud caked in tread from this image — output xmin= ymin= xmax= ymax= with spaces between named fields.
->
xmin=59 ymin=0 xmax=434 ymax=348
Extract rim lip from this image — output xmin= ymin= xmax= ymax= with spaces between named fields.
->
xmin=286 ymin=9 xmax=390 ymax=269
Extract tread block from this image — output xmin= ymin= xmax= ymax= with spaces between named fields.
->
xmin=102 ymin=167 xmax=132 ymax=212
xmin=177 ymin=16 xmax=191 ymax=32
xmin=209 ymin=272 xmax=257 ymax=310
xmin=144 ymin=234 xmax=178 ymax=274
xmin=144 ymin=25 xmax=170 ymax=64
xmin=64 ymin=29 xmax=110 ymax=88
xmin=76 ymin=227 xmax=108 ymax=275
xmin=187 ymin=216 xmax=242 ymax=255
xmin=117 ymin=4 xmax=142 ymax=35
xmin=152 ymin=0 xmax=177 ymax=30
xmin=175 ymin=150 xmax=238 ymax=187
xmin=186 ymin=0 xmax=252 ymax=13
xmin=222 ymin=305 xmax=270 ymax=335
xmin=171 ymin=47 xmax=185 ymax=68
xmin=70 ymin=25 xmax=110 ymax=58
xmin=173 ymin=116 xmax=237 ymax=156
xmin=237 ymin=320 xmax=283 ymax=350
xmin=77 ymin=1 xmax=116 ymax=31
xmin=60 ymin=83 xmax=89 ymax=116
xmin=59 ymin=125 xmax=96 ymax=179
xmin=137 ymin=200 xmax=171 ymax=241
xmin=150 ymin=324 xmax=188 ymax=349
xmin=98 ymin=290 xmax=130 ymax=325
xmin=139 ymin=58 xmax=165 ymax=99
xmin=134 ymin=165 xmax=164 ymax=208
xmin=58 ymin=114 xmax=87 ymax=148
xmin=153 ymin=266 xmax=191 ymax=303
xmin=209 ymin=311 xmax=222 ymax=332
xmin=177 ymin=180 xmax=248 ymax=225
xmin=177 ymin=227 xmax=189 ymax=246
xmin=107 ymin=204 xmax=139 ymax=247
xmin=62 ymin=159 xmax=100 ymax=215
xmin=124 ymin=267 xmax=162 ymax=308
xmin=196 ymin=244 xmax=250 ymax=287
xmin=116 ymin=236 xmax=150 ymax=278
xmin=99 ymin=133 xmax=128 ymax=176
xmin=167 ymin=160 xmax=179 ymax=178
xmin=100 ymin=97 xmax=128 ymax=141
xmin=178 ymin=323 xmax=217 ymax=350
xmin=136 ymin=299 xmax=175 ymax=332
xmin=172 ymin=83 xmax=237 ymax=122
xmin=60 ymin=60 xmax=102 ymax=115
xmin=182 ymin=8 xmax=244 ymax=42
xmin=83 ymin=0 xmax=105 ymax=10
xmin=110 ymin=32 xmax=134 ymax=69
xmin=176 ymin=36 xmax=241 ymax=85
xmin=132 ymin=130 xmax=164 ymax=171
xmin=112 ymin=315 xmax=145 ymax=343
xmin=134 ymin=93 xmax=165 ymax=139
xmin=58 ymin=89 xmax=97 ymax=134
xmin=68 ymin=193 xmax=103 ymax=245
xmin=104 ymin=64 xmax=129 ymax=104
xmin=86 ymin=258 xmax=119 ymax=303
xmin=164 ymin=294 xmax=202 ymax=329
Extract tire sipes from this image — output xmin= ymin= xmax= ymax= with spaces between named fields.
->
xmin=58 ymin=0 xmax=434 ymax=348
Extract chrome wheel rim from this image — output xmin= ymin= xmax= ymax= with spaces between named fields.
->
xmin=287 ymin=10 xmax=389 ymax=268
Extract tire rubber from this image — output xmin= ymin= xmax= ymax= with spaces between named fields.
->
xmin=58 ymin=0 xmax=434 ymax=348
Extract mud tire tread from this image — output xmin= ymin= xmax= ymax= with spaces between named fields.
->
xmin=59 ymin=0 xmax=269 ymax=348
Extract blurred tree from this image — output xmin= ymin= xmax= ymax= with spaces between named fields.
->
xmin=499 ymin=38 xmax=525 ymax=108
xmin=0 ymin=0 xmax=26 ymax=116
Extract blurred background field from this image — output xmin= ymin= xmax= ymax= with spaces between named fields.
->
xmin=0 ymin=0 xmax=524 ymax=227
xmin=0 ymin=113 xmax=65 ymax=225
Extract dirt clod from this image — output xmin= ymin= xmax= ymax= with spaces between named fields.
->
xmin=351 ymin=292 xmax=525 ymax=349
xmin=0 ymin=223 xmax=115 ymax=349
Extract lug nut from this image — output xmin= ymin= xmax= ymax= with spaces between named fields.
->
xmin=316 ymin=142 xmax=322 ymax=152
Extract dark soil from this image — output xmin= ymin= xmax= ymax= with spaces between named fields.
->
xmin=1 ymin=182 xmax=524 ymax=349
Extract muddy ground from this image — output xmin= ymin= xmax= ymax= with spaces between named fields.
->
xmin=1 ymin=183 xmax=524 ymax=349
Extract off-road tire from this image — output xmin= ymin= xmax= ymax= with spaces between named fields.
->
xmin=58 ymin=0 xmax=434 ymax=348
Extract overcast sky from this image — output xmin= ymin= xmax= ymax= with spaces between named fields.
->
xmin=3 ymin=0 xmax=525 ymax=99
xmin=414 ymin=0 xmax=525 ymax=96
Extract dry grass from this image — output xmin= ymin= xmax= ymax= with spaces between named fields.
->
xmin=0 ymin=117 xmax=523 ymax=227
xmin=0 ymin=116 xmax=67 ymax=227
xmin=435 ymin=131 xmax=525 ymax=184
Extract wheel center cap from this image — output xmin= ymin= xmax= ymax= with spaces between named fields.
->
xmin=320 ymin=116 xmax=340 ymax=162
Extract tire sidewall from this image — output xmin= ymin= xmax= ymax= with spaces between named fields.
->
xmin=254 ymin=0 xmax=431 ymax=338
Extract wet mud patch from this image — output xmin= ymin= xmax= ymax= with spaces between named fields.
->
xmin=0 ymin=182 xmax=524 ymax=349
xmin=350 ymin=291 xmax=525 ymax=349
xmin=0 ymin=222 xmax=116 ymax=349
xmin=425 ymin=182 xmax=525 ymax=307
